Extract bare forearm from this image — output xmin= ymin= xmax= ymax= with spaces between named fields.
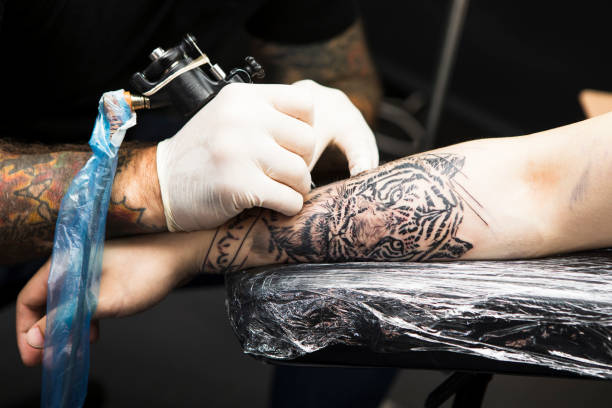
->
xmin=0 ymin=140 xmax=164 ymax=264
xmin=197 ymin=114 xmax=612 ymax=273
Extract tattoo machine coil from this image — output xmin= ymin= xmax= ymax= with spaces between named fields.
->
xmin=128 ymin=34 xmax=264 ymax=117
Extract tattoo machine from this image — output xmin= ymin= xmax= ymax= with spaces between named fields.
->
xmin=127 ymin=33 xmax=265 ymax=116
xmin=41 ymin=36 xmax=263 ymax=407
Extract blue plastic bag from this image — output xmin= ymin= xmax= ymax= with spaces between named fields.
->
xmin=42 ymin=90 xmax=136 ymax=408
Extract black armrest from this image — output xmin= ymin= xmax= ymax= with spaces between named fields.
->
xmin=226 ymin=250 xmax=612 ymax=379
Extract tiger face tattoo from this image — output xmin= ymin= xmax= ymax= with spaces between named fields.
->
xmin=264 ymin=153 xmax=481 ymax=263
xmin=202 ymin=153 xmax=484 ymax=273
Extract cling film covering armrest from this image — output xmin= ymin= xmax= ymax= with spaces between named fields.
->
xmin=42 ymin=91 xmax=136 ymax=408
xmin=226 ymin=252 xmax=612 ymax=379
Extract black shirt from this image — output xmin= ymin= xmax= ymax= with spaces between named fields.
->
xmin=0 ymin=0 xmax=356 ymax=143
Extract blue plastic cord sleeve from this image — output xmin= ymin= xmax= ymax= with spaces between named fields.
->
xmin=41 ymin=90 xmax=136 ymax=408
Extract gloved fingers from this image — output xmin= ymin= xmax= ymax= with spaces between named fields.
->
xmin=258 ymin=84 xmax=315 ymax=125
xmin=256 ymin=176 xmax=306 ymax=216
xmin=335 ymin=120 xmax=380 ymax=176
xmin=369 ymin=129 xmax=380 ymax=168
xmin=267 ymin=109 xmax=316 ymax=165
xmin=259 ymin=143 xmax=312 ymax=196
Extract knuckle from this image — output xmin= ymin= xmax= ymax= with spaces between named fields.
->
xmin=294 ymin=79 xmax=316 ymax=87
xmin=291 ymin=85 xmax=315 ymax=110
xmin=217 ymin=82 xmax=247 ymax=99
xmin=208 ymin=140 xmax=235 ymax=164
xmin=331 ymin=87 xmax=350 ymax=103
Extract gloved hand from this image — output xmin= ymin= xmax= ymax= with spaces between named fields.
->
xmin=156 ymin=81 xmax=379 ymax=232
xmin=156 ymin=83 xmax=317 ymax=231
xmin=293 ymin=79 xmax=379 ymax=176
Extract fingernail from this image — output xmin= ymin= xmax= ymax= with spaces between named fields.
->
xmin=26 ymin=326 xmax=44 ymax=349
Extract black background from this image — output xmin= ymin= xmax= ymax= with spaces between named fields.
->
xmin=1 ymin=1 xmax=612 ymax=406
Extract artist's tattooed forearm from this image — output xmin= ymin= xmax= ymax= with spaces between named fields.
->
xmin=0 ymin=150 xmax=90 ymax=260
xmin=0 ymin=141 xmax=161 ymax=263
xmin=250 ymin=21 xmax=381 ymax=123
xmin=202 ymin=154 xmax=484 ymax=273
xmin=107 ymin=144 xmax=165 ymax=235
xmin=106 ymin=195 xmax=162 ymax=235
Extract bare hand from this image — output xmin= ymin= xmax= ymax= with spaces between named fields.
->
xmin=16 ymin=233 xmax=201 ymax=366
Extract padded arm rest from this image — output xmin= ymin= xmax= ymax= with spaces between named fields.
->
xmin=225 ymin=250 xmax=612 ymax=379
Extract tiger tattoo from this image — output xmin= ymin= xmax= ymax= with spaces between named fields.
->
xmin=264 ymin=153 xmax=481 ymax=262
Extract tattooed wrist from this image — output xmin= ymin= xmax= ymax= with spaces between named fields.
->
xmin=0 ymin=149 xmax=90 ymax=262
xmin=0 ymin=140 xmax=164 ymax=263
xmin=108 ymin=145 xmax=166 ymax=236
xmin=200 ymin=209 xmax=263 ymax=274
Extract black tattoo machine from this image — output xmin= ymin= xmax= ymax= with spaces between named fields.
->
xmin=127 ymin=34 xmax=264 ymax=116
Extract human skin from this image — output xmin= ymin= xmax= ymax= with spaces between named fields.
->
xmin=579 ymin=89 xmax=612 ymax=118
xmin=193 ymin=111 xmax=612 ymax=273
xmin=0 ymin=141 xmax=165 ymax=264
xmin=17 ymin=112 xmax=612 ymax=365
xmin=0 ymin=21 xmax=380 ymax=265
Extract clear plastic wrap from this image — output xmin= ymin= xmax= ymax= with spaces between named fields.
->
xmin=42 ymin=91 xmax=136 ymax=407
xmin=226 ymin=251 xmax=612 ymax=379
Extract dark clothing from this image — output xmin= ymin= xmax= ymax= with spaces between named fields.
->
xmin=271 ymin=365 xmax=397 ymax=408
xmin=0 ymin=0 xmax=356 ymax=143
xmin=0 ymin=4 xmax=396 ymax=407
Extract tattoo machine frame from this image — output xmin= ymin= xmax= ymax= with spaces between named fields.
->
xmin=42 ymin=35 xmax=263 ymax=407
xmin=128 ymin=34 xmax=264 ymax=116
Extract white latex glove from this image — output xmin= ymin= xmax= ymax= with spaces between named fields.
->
xmin=156 ymin=83 xmax=317 ymax=231
xmin=293 ymin=79 xmax=379 ymax=175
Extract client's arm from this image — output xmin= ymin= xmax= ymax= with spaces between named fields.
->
xmin=196 ymin=111 xmax=612 ymax=271
xmin=17 ymin=113 xmax=612 ymax=364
